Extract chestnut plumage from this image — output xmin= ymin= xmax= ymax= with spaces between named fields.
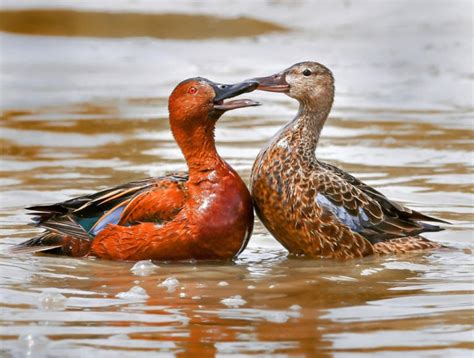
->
xmin=13 ymin=78 xmax=259 ymax=261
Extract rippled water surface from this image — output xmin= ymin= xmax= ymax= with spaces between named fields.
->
xmin=0 ymin=1 xmax=473 ymax=357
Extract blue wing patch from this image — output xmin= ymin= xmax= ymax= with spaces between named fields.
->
xmin=316 ymin=193 xmax=369 ymax=232
xmin=90 ymin=205 xmax=125 ymax=236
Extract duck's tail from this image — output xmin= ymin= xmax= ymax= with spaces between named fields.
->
xmin=9 ymin=232 xmax=64 ymax=254
xmin=11 ymin=231 xmax=92 ymax=256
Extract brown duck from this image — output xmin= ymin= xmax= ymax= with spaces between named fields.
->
xmin=250 ymin=61 xmax=448 ymax=259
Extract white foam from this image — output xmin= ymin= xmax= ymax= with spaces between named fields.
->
xmin=115 ymin=285 xmax=149 ymax=300
xmin=220 ymin=295 xmax=247 ymax=308
xmin=158 ymin=277 xmax=180 ymax=292
xmin=131 ymin=260 xmax=159 ymax=276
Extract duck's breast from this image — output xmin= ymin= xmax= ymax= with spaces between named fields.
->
xmin=189 ymin=168 xmax=254 ymax=259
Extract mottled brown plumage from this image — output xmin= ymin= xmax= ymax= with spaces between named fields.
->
xmin=250 ymin=62 xmax=448 ymax=259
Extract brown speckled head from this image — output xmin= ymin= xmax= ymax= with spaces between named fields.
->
xmin=284 ymin=62 xmax=334 ymax=106
xmin=254 ymin=61 xmax=334 ymax=109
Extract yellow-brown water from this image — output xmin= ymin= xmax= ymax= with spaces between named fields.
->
xmin=0 ymin=1 xmax=473 ymax=357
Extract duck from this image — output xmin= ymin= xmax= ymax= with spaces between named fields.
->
xmin=12 ymin=77 xmax=260 ymax=261
xmin=250 ymin=61 xmax=448 ymax=259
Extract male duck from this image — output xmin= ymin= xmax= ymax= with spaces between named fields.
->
xmin=250 ymin=62 xmax=448 ymax=259
xmin=13 ymin=78 xmax=259 ymax=261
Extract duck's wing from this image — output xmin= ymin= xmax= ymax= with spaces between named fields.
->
xmin=317 ymin=161 xmax=449 ymax=224
xmin=12 ymin=174 xmax=188 ymax=255
xmin=313 ymin=163 xmax=448 ymax=244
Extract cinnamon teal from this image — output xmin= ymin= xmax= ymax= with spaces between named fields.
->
xmin=12 ymin=78 xmax=260 ymax=261
xmin=250 ymin=61 xmax=448 ymax=259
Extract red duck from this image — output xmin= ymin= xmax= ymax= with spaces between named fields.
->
xmin=13 ymin=78 xmax=259 ymax=261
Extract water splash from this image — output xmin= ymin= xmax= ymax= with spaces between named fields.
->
xmin=37 ymin=290 xmax=66 ymax=311
xmin=220 ymin=295 xmax=247 ymax=308
xmin=115 ymin=285 xmax=149 ymax=300
xmin=130 ymin=260 xmax=159 ymax=276
xmin=158 ymin=277 xmax=180 ymax=292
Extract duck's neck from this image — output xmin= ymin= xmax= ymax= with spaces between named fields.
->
xmin=277 ymin=96 xmax=333 ymax=158
xmin=171 ymin=121 xmax=224 ymax=179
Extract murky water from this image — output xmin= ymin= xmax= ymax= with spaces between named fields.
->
xmin=1 ymin=1 xmax=473 ymax=357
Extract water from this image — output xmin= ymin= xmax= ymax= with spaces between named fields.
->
xmin=0 ymin=1 xmax=473 ymax=356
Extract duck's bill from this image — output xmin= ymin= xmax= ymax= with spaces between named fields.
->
xmin=212 ymin=80 xmax=258 ymax=101
xmin=251 ymin=72 xmax=290 ymax=93
xmin=211 ymin=80 xmax=260 ymax=111
xmin=213 ymin=99 xmax=260 ymax=111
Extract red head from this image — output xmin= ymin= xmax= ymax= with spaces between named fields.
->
xmin=168 ymin=77 xmax=259 ymax=127
xmin=167 ymin=77 xmax=259 ymax=169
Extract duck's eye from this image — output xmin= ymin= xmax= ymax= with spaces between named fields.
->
xmin=188 ymin=87 xmax=197 ymax=94
xmin=302 ymin=69 xmax=312 ymax=76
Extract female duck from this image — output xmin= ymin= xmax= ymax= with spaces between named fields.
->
xmin=250 ymin=62 xmax=448 ymax=259
xmin=13 ymin=78 xmax=259 ymax=261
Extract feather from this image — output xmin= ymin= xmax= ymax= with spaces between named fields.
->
xmin=90 ymin=204 xmax=127 ymax=236
xmin=13 ymin=173 xmax=190 ymax=256
xmin=9 ymin=233 xmax=63 ymax=254
xmin=313 ymin=164 xmax=448 ymax=245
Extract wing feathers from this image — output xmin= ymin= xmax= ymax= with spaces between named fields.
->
xmin=15 ymin=174 xmax=189 ymax=255
xmin=313 ymin=163 xmax=447 ymax=244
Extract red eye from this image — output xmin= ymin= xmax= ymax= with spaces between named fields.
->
xmin=188 ymin=87 xmax=197 ymax=94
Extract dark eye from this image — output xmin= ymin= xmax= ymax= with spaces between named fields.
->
xmin=188 ymin=87 xmax=197 ymax=94
xmin=302 ymin=69 xmax=312 ymax=76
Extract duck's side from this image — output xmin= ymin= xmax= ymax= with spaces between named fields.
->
xmin=12 ymin=78 xmax=258 ymax=261
xmin=250 ymin=62 xmax=447 ymax=259
xmin=91 ymin=160 xmax=254 ymax=261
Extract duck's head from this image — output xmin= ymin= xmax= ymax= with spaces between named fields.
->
xmin=168 ymin=77 xmax=260 ymax=126
xmin=252 ymin=62 xmax=334 ymax=106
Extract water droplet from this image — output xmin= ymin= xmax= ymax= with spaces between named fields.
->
xmin=191 ymin=295 xmax=201 ymax=300
xmin=247 ymin=285 xmax=256 ymax=290
xmin=38 ymin=290 xmax=66 ymax=311
xmin=289 ymin=304 xmax=302 ymax=311
xmin=158 ymin=277 xmax=180 ymax=292
xmin=115 ymin=285 xmax=149 ymax=300
xmin=360 ymin=268 xmax=382 ymax=276
xmin=179 ymin=292 xmax=187 ymax=298
xmin=220 ymin=295 xmax=246 ymax=307
xmin=264 ymin=311 xmax=290 ymax=323
xmin=131 ymin=260 xmax=158 ymax=276
xmin=218 ymin=281 xmax=229 ymax=287
xmin=18 ymin=333 xmax=49 ymax=356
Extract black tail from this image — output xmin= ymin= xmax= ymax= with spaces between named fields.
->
xmin=410 ymin=210 xmax=451 ymax=225
xmin=10 ymin=232 xmax=64 ymax=254
xmin=421 ymin=221 xmax=445 ymax=233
